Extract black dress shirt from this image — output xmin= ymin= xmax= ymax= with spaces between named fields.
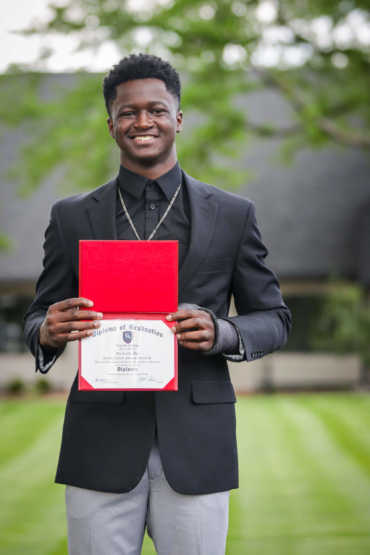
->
xmin=115 ymin=161 xmax=242 ymax=360
xmin=116 ymin=161 xmax=191 ymax=269
xmin=36 ymin=160 xmax=242 ymax=372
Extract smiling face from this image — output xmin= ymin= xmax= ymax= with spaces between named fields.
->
xmin=107 ymin=78 xmax=183 ymax=176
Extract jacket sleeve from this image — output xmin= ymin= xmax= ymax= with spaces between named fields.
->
xmin=23 ymin=203 xmax=78 ymax=373
xmin=222 ymin=201 xmax=291 ymax=362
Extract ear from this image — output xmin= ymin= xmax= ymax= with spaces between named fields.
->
xmin=107 ymin=117 xmax=115 ymax=138
xmin=176 ymin=111 xmax=183 ymax=134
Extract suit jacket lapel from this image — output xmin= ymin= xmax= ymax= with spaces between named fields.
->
xmin=86 ymin=177 xmax=118 ymax=241
xmin=84 ymin=173 xmax=218 ymax=298
xmin=179 ymin=172 xmax=218 ymax=296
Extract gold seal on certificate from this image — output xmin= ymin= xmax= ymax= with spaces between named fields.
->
xmin=80 ymin=319 xmax=176 ymax=390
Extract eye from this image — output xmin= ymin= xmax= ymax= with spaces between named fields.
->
xmin=152 ymin=109 xmax=165 ymax=114
xmin=121 ymin=111 xmax=135 ymax=117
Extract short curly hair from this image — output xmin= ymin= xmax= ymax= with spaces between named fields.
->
xmin=103 ymin=54 xmax=181 ymax=117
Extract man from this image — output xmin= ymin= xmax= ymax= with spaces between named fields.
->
xmin=24 ymin=54 xmax=291 ymax=555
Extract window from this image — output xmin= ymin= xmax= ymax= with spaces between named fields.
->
xmin=282 ymin=296 xmax=327 ymax=352
xmin=0 ymin=295 xmax=33 ymax=353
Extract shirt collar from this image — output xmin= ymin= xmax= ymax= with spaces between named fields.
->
xmin=118 ymin=161 xmax=182 ymax=201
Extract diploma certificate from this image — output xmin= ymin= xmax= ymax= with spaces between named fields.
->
xmin=80 ymin=319 xmax=176 ymax=390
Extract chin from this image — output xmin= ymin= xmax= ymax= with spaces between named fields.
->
xmin=133 ymin=148 xmax=170 ymax=164
xmin=136 ymin=152 xmax=162 ymax=163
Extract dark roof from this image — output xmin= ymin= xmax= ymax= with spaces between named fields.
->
xmin=0 ymin=74 xmax=369 ymax=284
xmin=239 ymin=135 xmax=370 ymax=280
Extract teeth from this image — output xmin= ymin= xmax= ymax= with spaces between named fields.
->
xmin=134 ymin=136 xmax=155 ymax=141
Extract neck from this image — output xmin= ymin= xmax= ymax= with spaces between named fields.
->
xmin=119 ymin=149 xmax=178 ymax=180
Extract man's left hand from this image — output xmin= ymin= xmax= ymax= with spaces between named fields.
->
xmin=166 ymin=309 xmax=215 ymax=351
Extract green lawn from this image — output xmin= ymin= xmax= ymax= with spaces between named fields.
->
xmin=0 ymin=394 xmax=369 ymax=555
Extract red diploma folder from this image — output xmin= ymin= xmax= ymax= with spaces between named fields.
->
xmin=78 ymin=240 xmax=178 ymax=391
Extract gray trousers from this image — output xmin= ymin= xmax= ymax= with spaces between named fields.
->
xmin=65 ymin=435 xmax=230 ymax=555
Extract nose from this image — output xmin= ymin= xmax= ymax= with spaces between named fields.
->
xmin=134 ymin=110 xmax=154 ymax=129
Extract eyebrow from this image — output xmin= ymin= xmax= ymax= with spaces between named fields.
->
xmin=117 ymin=101 xmax=168 ymax=112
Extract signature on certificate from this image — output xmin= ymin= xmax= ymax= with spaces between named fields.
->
xmin=95 ymin=378 xmax=109 ymax=383
xmin=138 ymin=375 xmax=157 ymax=382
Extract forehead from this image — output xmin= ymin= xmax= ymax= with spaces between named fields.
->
xmin=113 ymin=78 xmax=176 ymax=110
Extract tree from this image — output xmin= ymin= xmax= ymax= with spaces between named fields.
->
xmin=1 ymin=0 xmax=369 ymax=194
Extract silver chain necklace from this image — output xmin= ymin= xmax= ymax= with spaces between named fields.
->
xmin=118 ymin=182 xmax=182 ymax=241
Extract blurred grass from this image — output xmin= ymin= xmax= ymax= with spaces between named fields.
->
xmin=0 ymin=394 xmax=369 ymax=555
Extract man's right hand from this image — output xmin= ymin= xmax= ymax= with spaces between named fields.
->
xmin=39 ymin=298 xmax=103 ymax=350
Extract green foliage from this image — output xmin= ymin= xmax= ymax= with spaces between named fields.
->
xmin=314 ymin=282 xmax=370 ymax=368
xmin=0 ymin=72 xmax=116 ymax=194
xmin=6 ymin=378 xmax=26 ymax=395
xmin=33 ymin=378 xmax=52 ymax=395
xmin=0 ymin=0 xmax=369 ymax=194
xmin=0 ymin=232 xmax=13 ymax=252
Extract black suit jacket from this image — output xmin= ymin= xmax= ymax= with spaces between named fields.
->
xmin=24 ymin=171 xmax=291 ymax=495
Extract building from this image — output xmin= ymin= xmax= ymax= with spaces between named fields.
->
xmin=0 ymin=74 xmax=368 ymax=392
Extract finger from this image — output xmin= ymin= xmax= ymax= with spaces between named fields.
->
xmin=171 ymin=317 xmax=207 ymax=333
xmin=51 ymin=298 xmax=94 ymax=312
xmin=175 ymin=330 xmax=210 ymax=343
xmin=56 ymin=320 xmax=102 ymax=334
xmin=63 ymin=329 xmax=96 ymax=342
xmin=58 ymin=310 xmax=103 ymax=322
xmin=166 ymin=309 xmax=199 ymax=322
xmin=178 ymin=340 xmax=211 ymax=351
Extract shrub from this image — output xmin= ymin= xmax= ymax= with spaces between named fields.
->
xmin=34 ymin=378 xmax=51 ymax=395
xmin=6 ymin=378 xmax=25 ymax=395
